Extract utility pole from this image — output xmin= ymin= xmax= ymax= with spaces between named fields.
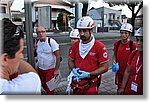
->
xmin=75 ymin=3 xmax=79 ymax=28
xmin=24 ymin=0 xmax=35 ymax=68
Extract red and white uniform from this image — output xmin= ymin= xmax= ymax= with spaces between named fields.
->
xmin=69 ymin=38 xmax=109 ymax=94
xmin=125 ymin=50 xmax=143 ymax=95
xmin=113 ymin=40 xmax=136 ymax=90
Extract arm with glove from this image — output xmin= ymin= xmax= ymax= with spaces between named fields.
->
xmin=73 ymin=62 xmax=108 ymax=81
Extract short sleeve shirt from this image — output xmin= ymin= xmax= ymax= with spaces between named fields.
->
xmin=69 ymin=40 xmax=109 ymax=72
xmin=37 ymin=37 xmax=59 ymax=70
xmin=0 ymin=72 xmax=41 ymax=95
xmin=113 ymin=40 xmax=136 ymax=74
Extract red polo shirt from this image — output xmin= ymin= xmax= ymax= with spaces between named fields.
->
xmin=125 ymin=50 xmax=143 ymax=95
xmin=113 ymin=40 xmax=136 ymax=74
xmin=69 ymin=40 xmax=109 ymax=72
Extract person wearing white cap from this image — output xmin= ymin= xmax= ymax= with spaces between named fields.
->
xmin=112 ymin=23 xmax=137 ymax=94
xmin=68 ymin=16 xmax=109 ymax=95
xmin=66 ymin=29 xmax=80 ymax=94
xmin=118 ymin=27 xmax=143 ymax=95
xmin=69 ymin=29 xmax=80 ymax=45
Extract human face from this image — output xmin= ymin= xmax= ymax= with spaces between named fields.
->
xmin=36 ymin=26 xmax=46 ymax=41
xmin=6 ymin=39 xmax=24 ymax=74
xmin=120 ymin=30 xmax=130 ymax=40
xmin=136 ymin=37 xmax=143 ymax=51
xmin=70 ymin=38 xmax=79 ymax=45
xmin=78 ymin=29 xmax=91 ymax=43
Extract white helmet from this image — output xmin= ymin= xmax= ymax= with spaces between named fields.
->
xmin=77 ymin=16 xmax=94 ymax=29
xmin=120 ymin=23 xmax=133 ymax=33
xmin=135 ymin=27 xmax=143 ymax=37
xmin=69 ymin=29 xmax=80 ymax=38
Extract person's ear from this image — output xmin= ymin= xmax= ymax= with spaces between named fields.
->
xmin=90 ymin=29 xmax=93 ymax=33
xmin=0 ymin=53 xmax=8 ymax=67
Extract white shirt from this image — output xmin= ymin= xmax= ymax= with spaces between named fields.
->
xmin=0 ymin=72 xmax=41 ymax=95
xmin=36 ymin=37 xmax=59 ymax=70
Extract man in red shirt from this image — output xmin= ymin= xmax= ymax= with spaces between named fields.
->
xmin=118 ymin=27 xmax=143 ymax=95
xmin=68 ymin=16 xmax=109 ymax=95
xmin=112 ymin=23 xmax=136 ymax=93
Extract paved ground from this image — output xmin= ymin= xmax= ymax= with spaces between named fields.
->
xmin=54 ymin=69 xmax=117 ymax=95
xmin=32 ymin=31 xmax=120 ymax=95
xmin=51 ymin=31 xmax=119 ymax=95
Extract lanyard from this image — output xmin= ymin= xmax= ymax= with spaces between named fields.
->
xmin=134 ymin=55 xmax=143 ymax=81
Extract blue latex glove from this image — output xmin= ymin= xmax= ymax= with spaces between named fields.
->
xmin=72 ymin=68 xmax=80 ymax=76
xmin=73 ymin=76 xmax=80 ymax=82
xmin=112 ymin=63 xmax=119 ymax=73
xmin=72 ymin=68 xmax=80 ymax=82
xmin=77 ymin=70 xmax=90 ymax=79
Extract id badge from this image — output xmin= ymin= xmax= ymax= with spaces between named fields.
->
xmin=131 ymin=82 xmax=138 ymax=92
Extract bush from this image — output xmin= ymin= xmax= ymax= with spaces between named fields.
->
xmin=12 ymin=17 xmax=22 ymax=22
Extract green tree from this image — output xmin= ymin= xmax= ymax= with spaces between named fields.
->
xmin=57 ymin=13 xmax=68 ymax=32
xmin=12 ymin=16 xmax=22 ymax=22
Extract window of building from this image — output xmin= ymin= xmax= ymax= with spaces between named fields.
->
xmin=104 ymin=14 xmax=107 ymax=19
xmin=0 ymin=6 xmax=6 ymax=13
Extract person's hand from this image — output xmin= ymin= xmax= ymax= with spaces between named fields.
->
xmin=117 ymin=88 xmax=124 ymax=95
xmin=112 ymin=63 xmax=119 ymax=73
xmin=72 ymin=68 xmax=80 ymax=76
xmin=77 ymin=70 xmax=90 ymax=79
xmin=54 ymin=69 xmax=59 ymax=77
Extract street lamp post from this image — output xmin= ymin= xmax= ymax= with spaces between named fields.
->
xmin=24 ymin=0 xmax=35 ymax=68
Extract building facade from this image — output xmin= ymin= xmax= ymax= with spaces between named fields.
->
xmin=32 ymin=0 xmax=74 ymax=32
xmin=0 ymin=0 xmax=14 ymax=19
xmin=88 ymin=6 xmax=122 ymax=32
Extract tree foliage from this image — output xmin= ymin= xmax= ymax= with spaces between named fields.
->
xmin=12 ymin=16 xmax=22 ymax=22
xmin=104 ymin=0 xmax=143 ymax=35
xmin=57 ymin=12 xmax=69 ymax=32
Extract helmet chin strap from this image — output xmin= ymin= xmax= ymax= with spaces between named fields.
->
xmin=87 ymin=30 xmax=91 ymax=41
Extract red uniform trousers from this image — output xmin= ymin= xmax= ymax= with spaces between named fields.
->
xmin=37 ymin=67 xmax=55 ymax=95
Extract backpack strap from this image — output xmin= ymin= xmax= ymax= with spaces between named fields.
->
xmin=35 ymin=37 xmax=51 ymax=46
xmin=48 ymin=37 xmax=51 ymax=47
xmin=115 ymin=40 xmax=121 ymax=57
xmin=129 ymin=40 xmax=133 ymax=52
xmin=116 ymin=40 xmax=133 ymax=56
xmin=35 ymin=39 xmax=39 ymax=44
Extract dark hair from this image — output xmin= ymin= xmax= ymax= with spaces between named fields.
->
xmin=1 ymin=18 xmax=24 ymax=58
